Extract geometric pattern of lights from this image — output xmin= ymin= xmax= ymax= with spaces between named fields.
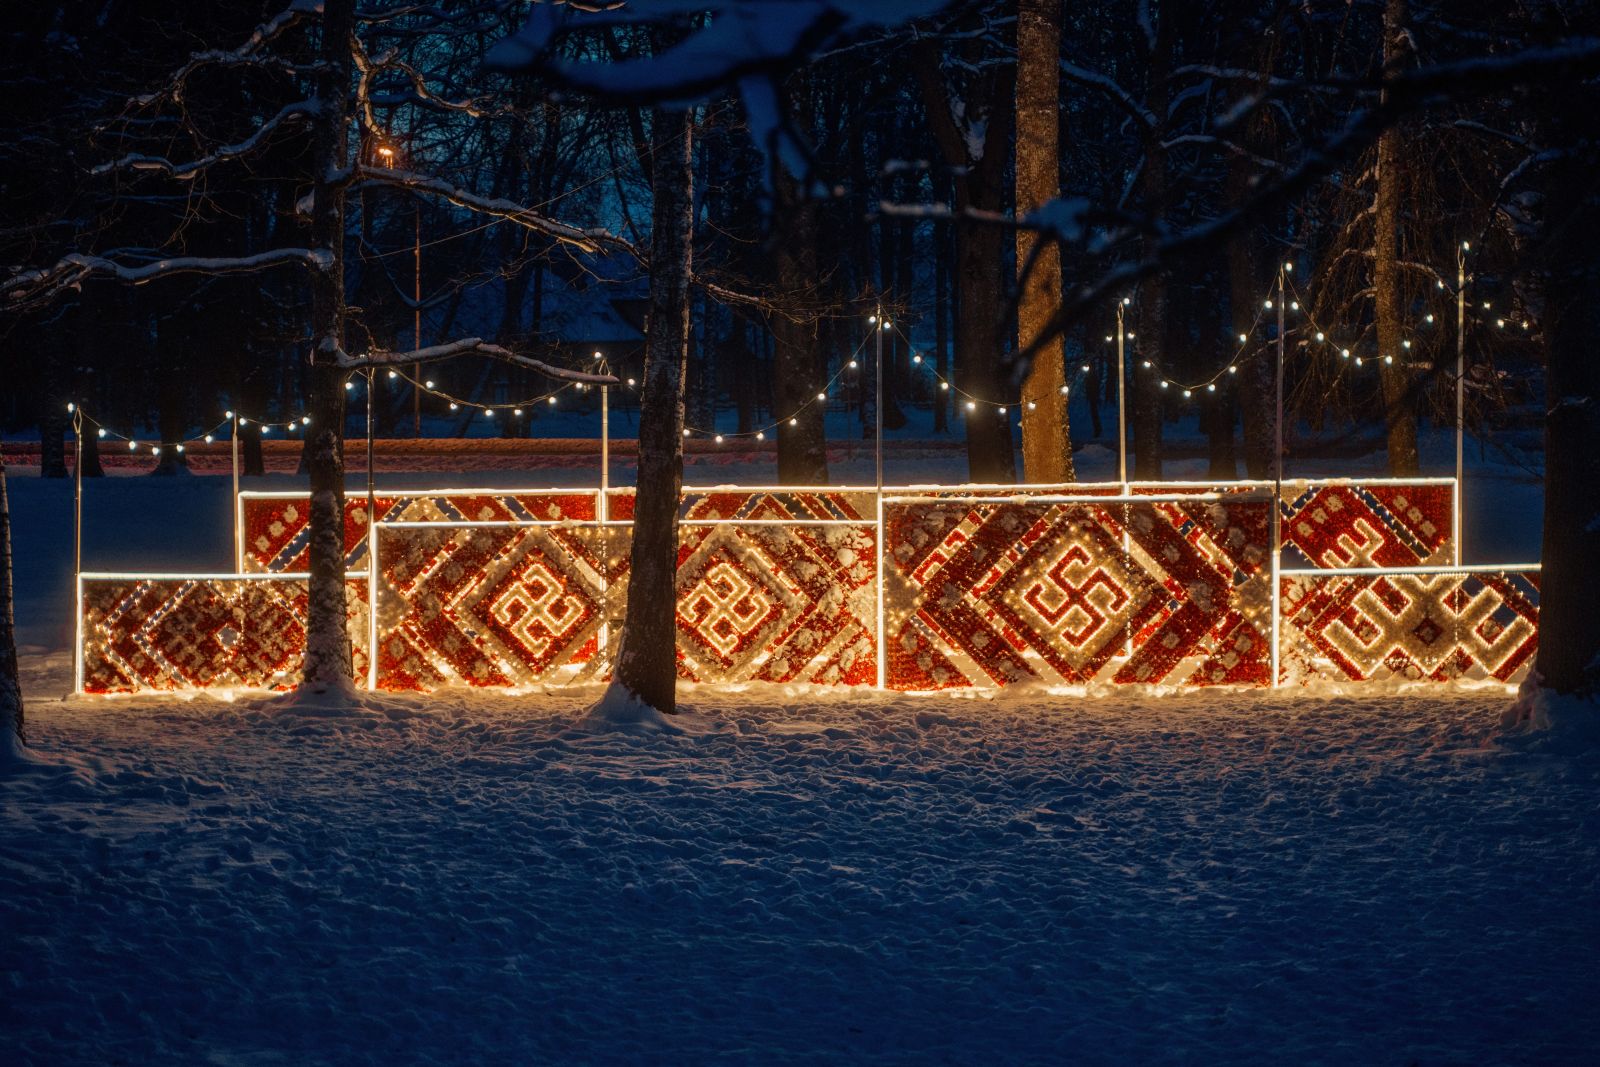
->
xmin=1279 ymin=570 xmax=1539 ymax=683
xmin=82 ymin=480 xmax=1535 ymax=694
xmin=81 ymin=577 xmax=369 ymax=693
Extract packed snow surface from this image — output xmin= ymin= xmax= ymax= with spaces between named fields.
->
xmin=4 ymin=653 xmax=1598 ymax=1064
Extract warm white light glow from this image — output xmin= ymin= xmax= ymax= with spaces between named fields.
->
xmin=940 ymin=382 xmax=950 ymax=391
xmin=547 ymin=396 xmax=557 ymax=406
xmin=965 ymin=401 xmax=976 ymax=411
xmin=425 ymin=380 xmax=435 ymax=389
xmin=714 ymin=435 xmax=724 ymax=443
xmin=1316 ymin=332 xmax=1325 ymax=342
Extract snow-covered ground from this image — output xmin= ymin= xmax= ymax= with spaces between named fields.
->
xmin=5 ymin=423 xmax=1594 ymax=1065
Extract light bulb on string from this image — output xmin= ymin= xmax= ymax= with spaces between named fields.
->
xmin=682 ymin=428 xmax=690 ymax=437
xmin=1159 ymin=381 xmax=1169 ymax=389
xmin=1341 ymin=349 xmax=1351 ymax=359
xmin=449 ymin=402 xmax=458 ymax=411
xmin=128 ymin=441 xmax=137 ymax=451
xmin=1315 ymin=332 xmax=1325 ymax=342
xmin=998 ymin=406 xmax=1007 ymax=415
xmin=912 ymin=355 xmax=921 ymax=364
xmin=1059 ymin=385 xmax=1069 ymax=395
xmin=97 ymin=428 xmax=106 ymax=438
xmin=1228 ymin=366 xmax=1238 ymax=375
xmin=547 ymin=396 xmax=557 ymax=406
xmin=1141 ymin=360 xmax=1152 ymax=368
xmin=152 ymin=446 xmax=161 ymax=455
xmin=789 ymin=418 xmax=797 ymax=426
xmin=816 ymin=392 xmax=826 ymax=401
xmin=940 ymin=382 xmax=949 ymax=391
xmin=1239 ymin=334 xmax=1247 ymax=343
xmin=425 ymin=380 xmax=435 ymax=389
xmin=204 ymin=435 xmax=214 ymax=444
xmin=756 ymin=432 xmax=765 ymax=441
xmin=848 ymin=360 xmax=858 ymax=369
xmin=301 ymin=416 xmax=310 ymax=425
xmin=513 ymin=408 xmax=523 ymax=416
xmin=714 ymin=435 xmax=724 ymax=444
xmin=176 ymin=444 xmax=185 ymax=454
xmin=965 ymin=401 xmax=976 ymax=411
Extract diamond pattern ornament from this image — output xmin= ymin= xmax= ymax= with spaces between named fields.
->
xmin=675 ymin=522 xmax=877 ymax=685
xmin=884 ymin=497 xmax=1273 ymax=690
xmin=241 ymin=491 xmax=599 ymax=572
xmin=82 ymin=577 xmax=368 ymax=693
xmin=1279 ymin=570 xmax=1538 ymax=683
xmin=373 ymin=524 xmax=627 ymax=690
xmin=1279 ymin=481 xmax=1454 ymax=568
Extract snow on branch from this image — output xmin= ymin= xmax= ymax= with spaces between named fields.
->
xmin=132 ymin=0 xmax=323 ymax=110
xmin=92 ymin=102 xmax=318 ymax=179
xmin=1058 ymin=61 xmax=1156 ymax=130
xmin=3 ymin=248 xmax=329 ymax=310
xmin=342 ymin=338 xmax=619 ymax=384
xmin=355 ymin=165 xmax=608 ymax=252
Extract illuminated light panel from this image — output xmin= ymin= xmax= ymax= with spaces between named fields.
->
xmin=1279 ymin=569 xmax=1538 ymax=684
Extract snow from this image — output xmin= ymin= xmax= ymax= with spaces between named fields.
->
xmin=5 ymin=661 xmax=1599 ymax=1064
xmin=4 ymin=420 xmax=1591 ymax=1064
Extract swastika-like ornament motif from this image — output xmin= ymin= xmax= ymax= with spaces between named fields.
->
xmin=883 ymin=497 xmax=1273 ymax=690
xmin=373 ymin=524 xmax=627 ymax=690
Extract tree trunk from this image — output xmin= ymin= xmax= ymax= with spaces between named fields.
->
xmin=1530 ymin=51 xmax=1600 ymax=695
xmin=613 ymin=106 xmax=693 ymax=714
xmin=1132 ymin=6 xmax=1171 ymax=481
xmin=40 ymin=342 xmax=67 ymax=479
xmin=0 ymin=457 xmax=23 ymax=760
xmin=915 ymin=41 xmax=1016 ymax=483
xmin=933 ymin=220 xmax=950 ymax=433
xmin=300 ymin=0 xmax=354 ymax=688
xmin=1374 ymin=0 xmax=1419 ymax=475
xmin=773 ymin=173 xmax=828 ymax=484
xmin=1016 ymin=0 xmax=1073 ymax=483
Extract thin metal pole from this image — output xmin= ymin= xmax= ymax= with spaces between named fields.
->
xmin=231 ymin=412 xmax=242 ymax=571
xmin=1116 ymin=301 xmax=1128 ymax=488
xmin=1455 ymin=243 xmax=1466 ymax=565
xmin=875 ymin=307 xmax=884 ymax=490
xmin=600 ymin=358 xmax=610 ymax=522
xmin=363 ymin=374 xmax=371 ymax=537
xmin=1271 ymin=266 xmax=1286 ymax=687
xmin=874 ymin=309 xmax=886 ymax=688
xmin=366 ymin=369 xmax=378 ymax=691
xmin=413 ymin=202 xmax=422 ymax=437
xmin=72 ymin=409 xmax=82 ymax=589
xmin=1275 ymin=267 xmax=1286 ymax=494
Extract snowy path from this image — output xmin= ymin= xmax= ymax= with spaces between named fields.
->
xmin=4 ymin=657 xmax=1596 ymax=1065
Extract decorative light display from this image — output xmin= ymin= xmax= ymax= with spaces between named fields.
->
xmin=240 ymin=490 xmax=599 ymax=572
xmin=374 ymin=524 xmax=626 ymax=690
xmin=82 ymin=480 xmax=1535 ymax=694
xmin=883 ymin=496 xmax=1274 ymax=689
xmin=80 ymin=576 xmax=368 ymax=693
xmin=1279 ymin=569 xmax=1538 ymax=683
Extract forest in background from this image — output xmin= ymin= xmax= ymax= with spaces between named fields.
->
xmin=0 ymin=0 xmax=1562 ymax=484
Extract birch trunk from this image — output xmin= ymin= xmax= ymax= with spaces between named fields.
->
xmin=0 ymin=457 xmax=23 ymax=760
xmin=613 ymin=106 xmax=693 ymax=714
xmin=1016 ymin=0 xmax=1073 ymax=483
xmin=1531 ymin=61 xmax=1600 ymax=695
xmin=300 ymin=0 xmax=354 ymax=687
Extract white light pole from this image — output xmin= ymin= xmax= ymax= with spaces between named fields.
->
xmin=875 ymin=306 xmax=884 ymax=491
xmin=1455 ymin=241 xmax=1467 ymax=565
xmin=1116 ymin=298 xmax=1129 ymax=488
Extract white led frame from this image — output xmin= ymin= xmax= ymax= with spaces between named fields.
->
xmin=77 ymin=570 xmax=370 ymax=695
xmin=86 ymin=477 xmax=1495 ymax=697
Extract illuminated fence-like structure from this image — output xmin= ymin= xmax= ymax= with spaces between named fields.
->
xmin=79 ymin=574 xmax=370 ymax=693
xmin=78 ymin=478 xmax=1536 ymax=694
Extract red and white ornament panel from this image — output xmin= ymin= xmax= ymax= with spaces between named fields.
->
xmin=81 ymin=576 xmax=369 ymax=693
xmin=1279 ymin=569 xmax=1538 ymax=684
xmin=82 ymin=480 xmax=1527 ymax=694
xmin=883 ymin=496 xmax=1274 ymax=689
